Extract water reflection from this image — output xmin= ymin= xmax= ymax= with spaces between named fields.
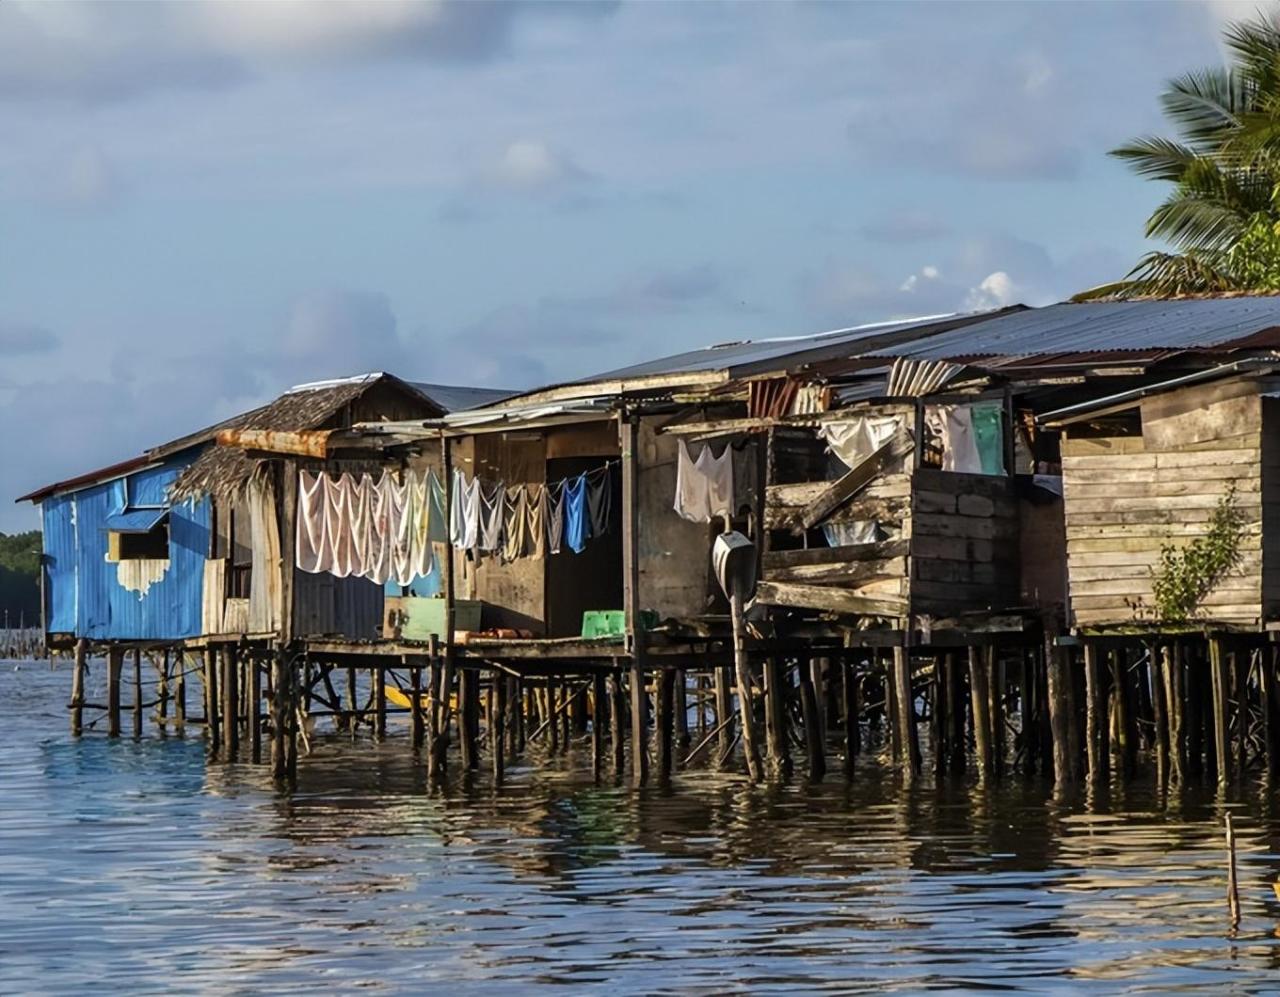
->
xmin=3 ymin=663 xmax=1280 ymax=991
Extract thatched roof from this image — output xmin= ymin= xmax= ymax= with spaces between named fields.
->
xmin=167 ymin=373 xmax=442 ymax=502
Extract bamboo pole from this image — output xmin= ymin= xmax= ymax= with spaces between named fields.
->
xmin=968 ymin=646 xmax=992 ymax=780
xmin=70 ymin=638 xmax=87 ymax=736
xmin=895 ymin=646 xmax=920 ymax=781
xmin=1226 ymin=813 xmax=1241 ymax=929
xmin=1084 ymin=643 xmax=1105 ymax=784
xmin=1211 ymin=638 xmax=1231 ymax=788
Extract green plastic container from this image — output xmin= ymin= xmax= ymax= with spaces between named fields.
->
xmin=581 ymin=609 xmax=657 ymax=639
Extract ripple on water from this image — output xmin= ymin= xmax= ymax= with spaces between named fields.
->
xmin=2 ymin=662 xmax=1280 ymax=992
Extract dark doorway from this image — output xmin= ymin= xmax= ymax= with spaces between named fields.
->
xmin=545 ymin=456 xmax=623 ymax=637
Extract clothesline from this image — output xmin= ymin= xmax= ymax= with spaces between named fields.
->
xmin=295 ymin=460 xmax=617 ymax=585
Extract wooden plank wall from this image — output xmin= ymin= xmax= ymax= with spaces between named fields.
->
xmin=1062 ymin=380 xmax=1265 ymax=628
xmin=908 ymin=468 xmax=1019 ymax=617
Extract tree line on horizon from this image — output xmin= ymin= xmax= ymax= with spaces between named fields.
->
xmin=0 ymin=531 xmax=41 ymax=625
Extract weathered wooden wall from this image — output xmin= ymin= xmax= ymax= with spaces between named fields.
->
xmin=908 ymin=468 xmax=1019 ymax=617
xmin=1062 ymin=380 xmax=1266 ymax=628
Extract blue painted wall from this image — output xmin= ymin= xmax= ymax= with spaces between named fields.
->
xmin=41 ymin=454 xmax=211 ymax=640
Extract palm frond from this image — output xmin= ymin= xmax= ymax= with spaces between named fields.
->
xmin=1110 ymin=136 xmax=1202 ymax=181
xmin=1161 ymin=68 xmax=1246 ymax=148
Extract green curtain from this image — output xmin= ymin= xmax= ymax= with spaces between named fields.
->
xmin=970 ymin=403 xmax=1004 ymax=476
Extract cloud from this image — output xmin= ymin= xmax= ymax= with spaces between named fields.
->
xmin=280 ymin=289 xmax=407 ymax=380
xmin=487 ymin=139 xmax=589 ymax=192
xmin=965 ymin=271 xmax=1019 ymax=311
xmin=0 ymin=1 xmax=618 ymax=103
xmin=0 ymin=322 xmax=59 ymax=355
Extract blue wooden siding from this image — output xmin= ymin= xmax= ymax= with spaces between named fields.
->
xmin=41 ymin=455 xmax=210 ymax=640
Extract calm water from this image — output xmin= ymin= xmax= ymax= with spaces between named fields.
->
xmin=4 ymin=663 xmax=1280 ymax=993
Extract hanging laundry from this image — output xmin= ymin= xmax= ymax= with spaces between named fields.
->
xmin=478 ymin=481 xmax=505 ymax=552
xmin=392 ymin=472 xmax=432 ymax=586
xmin=545 ymin=480 xmax=565 ymax=554
xmin=526 ymin=485 xmax=547 ymax=558
xmin=674 ymin=439 xmax=734 ymax=522
xmin=450 ymin=469 xmax=480 ymax=550
xmin=818 ymin=415 xmax=902 ymax=472
xmin=564 ymin=473 xmax=589 ymax=553
xmin=324 ymin=473 xmax=358 ymax=578
xmin=970 ymin=402 xmax=1004 ymax=476
xmin=587 ymin=465 xmax=611 ymax=537
xmin=503 ymin=486 xmax=529 ymax=561
xmin=427 ymin=469 xmax=449 ymax=543
xmin=926 ymin=405 xmax=983 ymax=474
xmin=296 ymin=470 xmax=328 ymax=574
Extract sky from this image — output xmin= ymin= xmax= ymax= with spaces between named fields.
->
xmin=0 ymin=0 xmax=1256 ymax=530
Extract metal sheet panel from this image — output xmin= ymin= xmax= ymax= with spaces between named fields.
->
xmin=871 ymin=298 xmax=1280 ymax=360
xmin=41 ymin=494 xmax=77 ymax=634
xmin=103 ymin=509 xmax=168 ymax=533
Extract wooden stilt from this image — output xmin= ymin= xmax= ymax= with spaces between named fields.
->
xmin=610 ymin=668 xmax=626 ymax=778
xmin=249 ymin=654 xmax=262 ymax=764
xmin=223 ymin=647 xmax=239 ymax=759
xmin=1151 ymin=644 xmax=1169 ymax=785
xmin=799 ymin=658 xmax=825 ymax=781
xmin=591 ymin=671 xmax=605 ymax=783
xmin=270 ymin=651 xmax=287 ymax=780
xmin=931 ymin=654 xmax=947 ymax=776
xmin=894 ymin=646 xmax=920 ymax=781
xmin=842 ymin=659 xmax=858 ymax=779
xmin=968 ymin=646 xmax=992 ymax=779
xmin=1084 ymin=643 xmax=1106 ymax=783
xmin=459 ymin=668 xmax=477 ymax=770
xmin=410 ymin=664 xmax=424 ymax=749
xmin=763 ymin=656 xmax=791 ymax=780
xmin=285 ymin=655 xmax=298 ymax=786
xmin=1111 ymin=649 xmax=1136 ymax=779
xmin=1210 ymin=637 xmax=1231 ymax=787
xmin=1046 ymin=640 xmax=1073 ymax=787
xmin=70 ymin=638 xmax=87 ymax=736
xmin=731 ymin=591 xmax=763 ymax=783
xmin=656 ymin=668 xmax=675 ymax=785
xmin=948 ymin=651 xmax=967 ymax=774
xmin=548 ymin=678 xmax=561 ymax=756
xmin=374 ymin=667 xmax=387 ymax=740
xmin=715 ymin=663 xmax=734 ymax=770
xmin=629 ymin=660 xmax=648 ymax=786
xmin=204 ymin=648 xmax=218 ymax=754
xmin=674 ymin=669 xmax=689 ymax=751
xmin=1233 ymin=650 xmax=1248 ymax=780
xmin=514 ymin=677 xmax=525 ymax=755
xmin=174 ymin=649 xmax=186 ymax=730
xmin=1187 ymin=644 xmax=1206 ymax=779
xmin=560 ymin=675 xmax=573 ymax=754
xmin=346 ymin=667 xmax=358 ymax=735
xmin=1166 ymin=643 xmax=1186 ymax=785
xmin=156 ymin=648 xmax=170 ymax=731
xmin=493 ymin=671 xmax=507 ymax=785
xmin=1263 ymin=647 xmax=1280 ymax=782
xmin=131 ymin=648 xmax=143 ymax=740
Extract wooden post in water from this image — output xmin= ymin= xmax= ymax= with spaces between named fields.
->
xmin=131 ymin=648 xmax=143 ymax=739
xmin=799 ymin=658 xmax=825 ymax=781
xmin=629 ymin=661 xmax=648 ymax=786
xmin=674 ymin=669 xmax=689 ymax=751
xmin=714 ymin=663 xmax=734 ymax=769
xmin=894 ymin=646 xmax=920 ymax=781
xmin=948 ymin=651 xmax=967 ymax=774
xmin=1165 ymin=643 xmax=1186 ymax=785
xmin=410 ymin=664 xmax=424 ymax=749
xmin=763 ymin=656 xmax=791 ymax=780
xmin=1046 ymin=639 xmax=1073 ymax=787
xmin=222 ymin=647 xmax=238 ymax=759
xmin=842 ymin=658 xmax=858 ymax=779
xmin=204 ymin=648 xmax=219 ymax=755
xmin=1226 ymin=813 xmax=1241 ymax=929
xmin=174 ymin=648 xmax=186 ymax=730
xmin=373 ymin=667 xmax=387 ymax=740
xmin=70 ymin=638 xmax=87 ymax=736
xmin=1151 ymin=643 xmax=1170 ymax=785
xmin=610 ymin=668 xmax=626 ymax=778
xmin=459 ymin=668 xmax=477 ymax=770
xmin=107 ymin=646 xmax=123 ymax=738
xmin=731 ymin=591 xmax=763 ymax=784
xmin=591 ymin=672 xmax=605 ymax=782
xmin=494 ymin=670 xmax=508 ymax=784
xmin=270 ymin=651 xmax=287 ymax=779
xmin=1084 ymin=643 xmax=1105 ymax=784
xmin=1111 ymin=648 xmax=1136 ymax=779
xmin=156 ymin=648 xmax=169 ymax=730
xmin=1263 ymin=647 xmax=1280 ymax=782
xmin=931 ymin=654 xmax=947 ymax=777
xmin=987 ymin=647 xmax=1004 ymax=777
xmin=1210 ymin=637 xmax=1231 ymax=788
xmin=656 ymin=667 xmax=675 ymax=785
xmin=346 ymin=667 xmax=358 ymax=735
xmin=560 ymin=676 xmax=573 ymax=754
xmin=968 ymin=646 xmax=992 ymax=780
xmin=249 ymin=653 xmax=262 ymax=764
xmin=1234 ymin=650 xmax=1249 ymax=780
xmin=285 ymin=655 xmax=299 ymax=786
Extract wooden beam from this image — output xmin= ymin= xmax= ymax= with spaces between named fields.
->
xmin=755 ymin=580 xmax=907 ymax=617
xmin=796 ymin=430 xmax=913 ymax=531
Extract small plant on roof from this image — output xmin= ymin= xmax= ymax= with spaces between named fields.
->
xmin=1147 ymin=485 xmax=1244 ymax=623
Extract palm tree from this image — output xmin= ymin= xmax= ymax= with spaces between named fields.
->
xmin=1076 ymin=13 xmax=1280 ymax=299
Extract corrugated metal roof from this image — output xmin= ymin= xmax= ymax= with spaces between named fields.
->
xmin=867 ymin=298 xmax=1280 ymax=361
xmin=410 ymin=382 xmax=515 ymax=412
xmin=579 ymin=312 xmax=987 ymax=381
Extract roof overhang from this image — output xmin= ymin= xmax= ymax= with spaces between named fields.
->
xmin=103 ymin=508 xmax=169 ymax=533
xmin=16 ymin=455 xmax=156 ymax=505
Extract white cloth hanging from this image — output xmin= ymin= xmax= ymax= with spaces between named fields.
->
xmin=296 ymin=470 xmax=327 ymax=574
xmin=478 ymin=481 xmax=505 ymax=552
xmin=450 ymin=469 xmax=480 ymax=550
xmin=675 ymin=440 xmax=735 ymax=522
xmin=818 ymin=415 xmax=902 ymax=471
xmin=926 ymin=405 xmax=982 ymax=474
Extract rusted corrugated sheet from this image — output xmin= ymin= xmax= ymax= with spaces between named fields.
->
xmin=216 ymin=428 xmax=334 ymax=458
